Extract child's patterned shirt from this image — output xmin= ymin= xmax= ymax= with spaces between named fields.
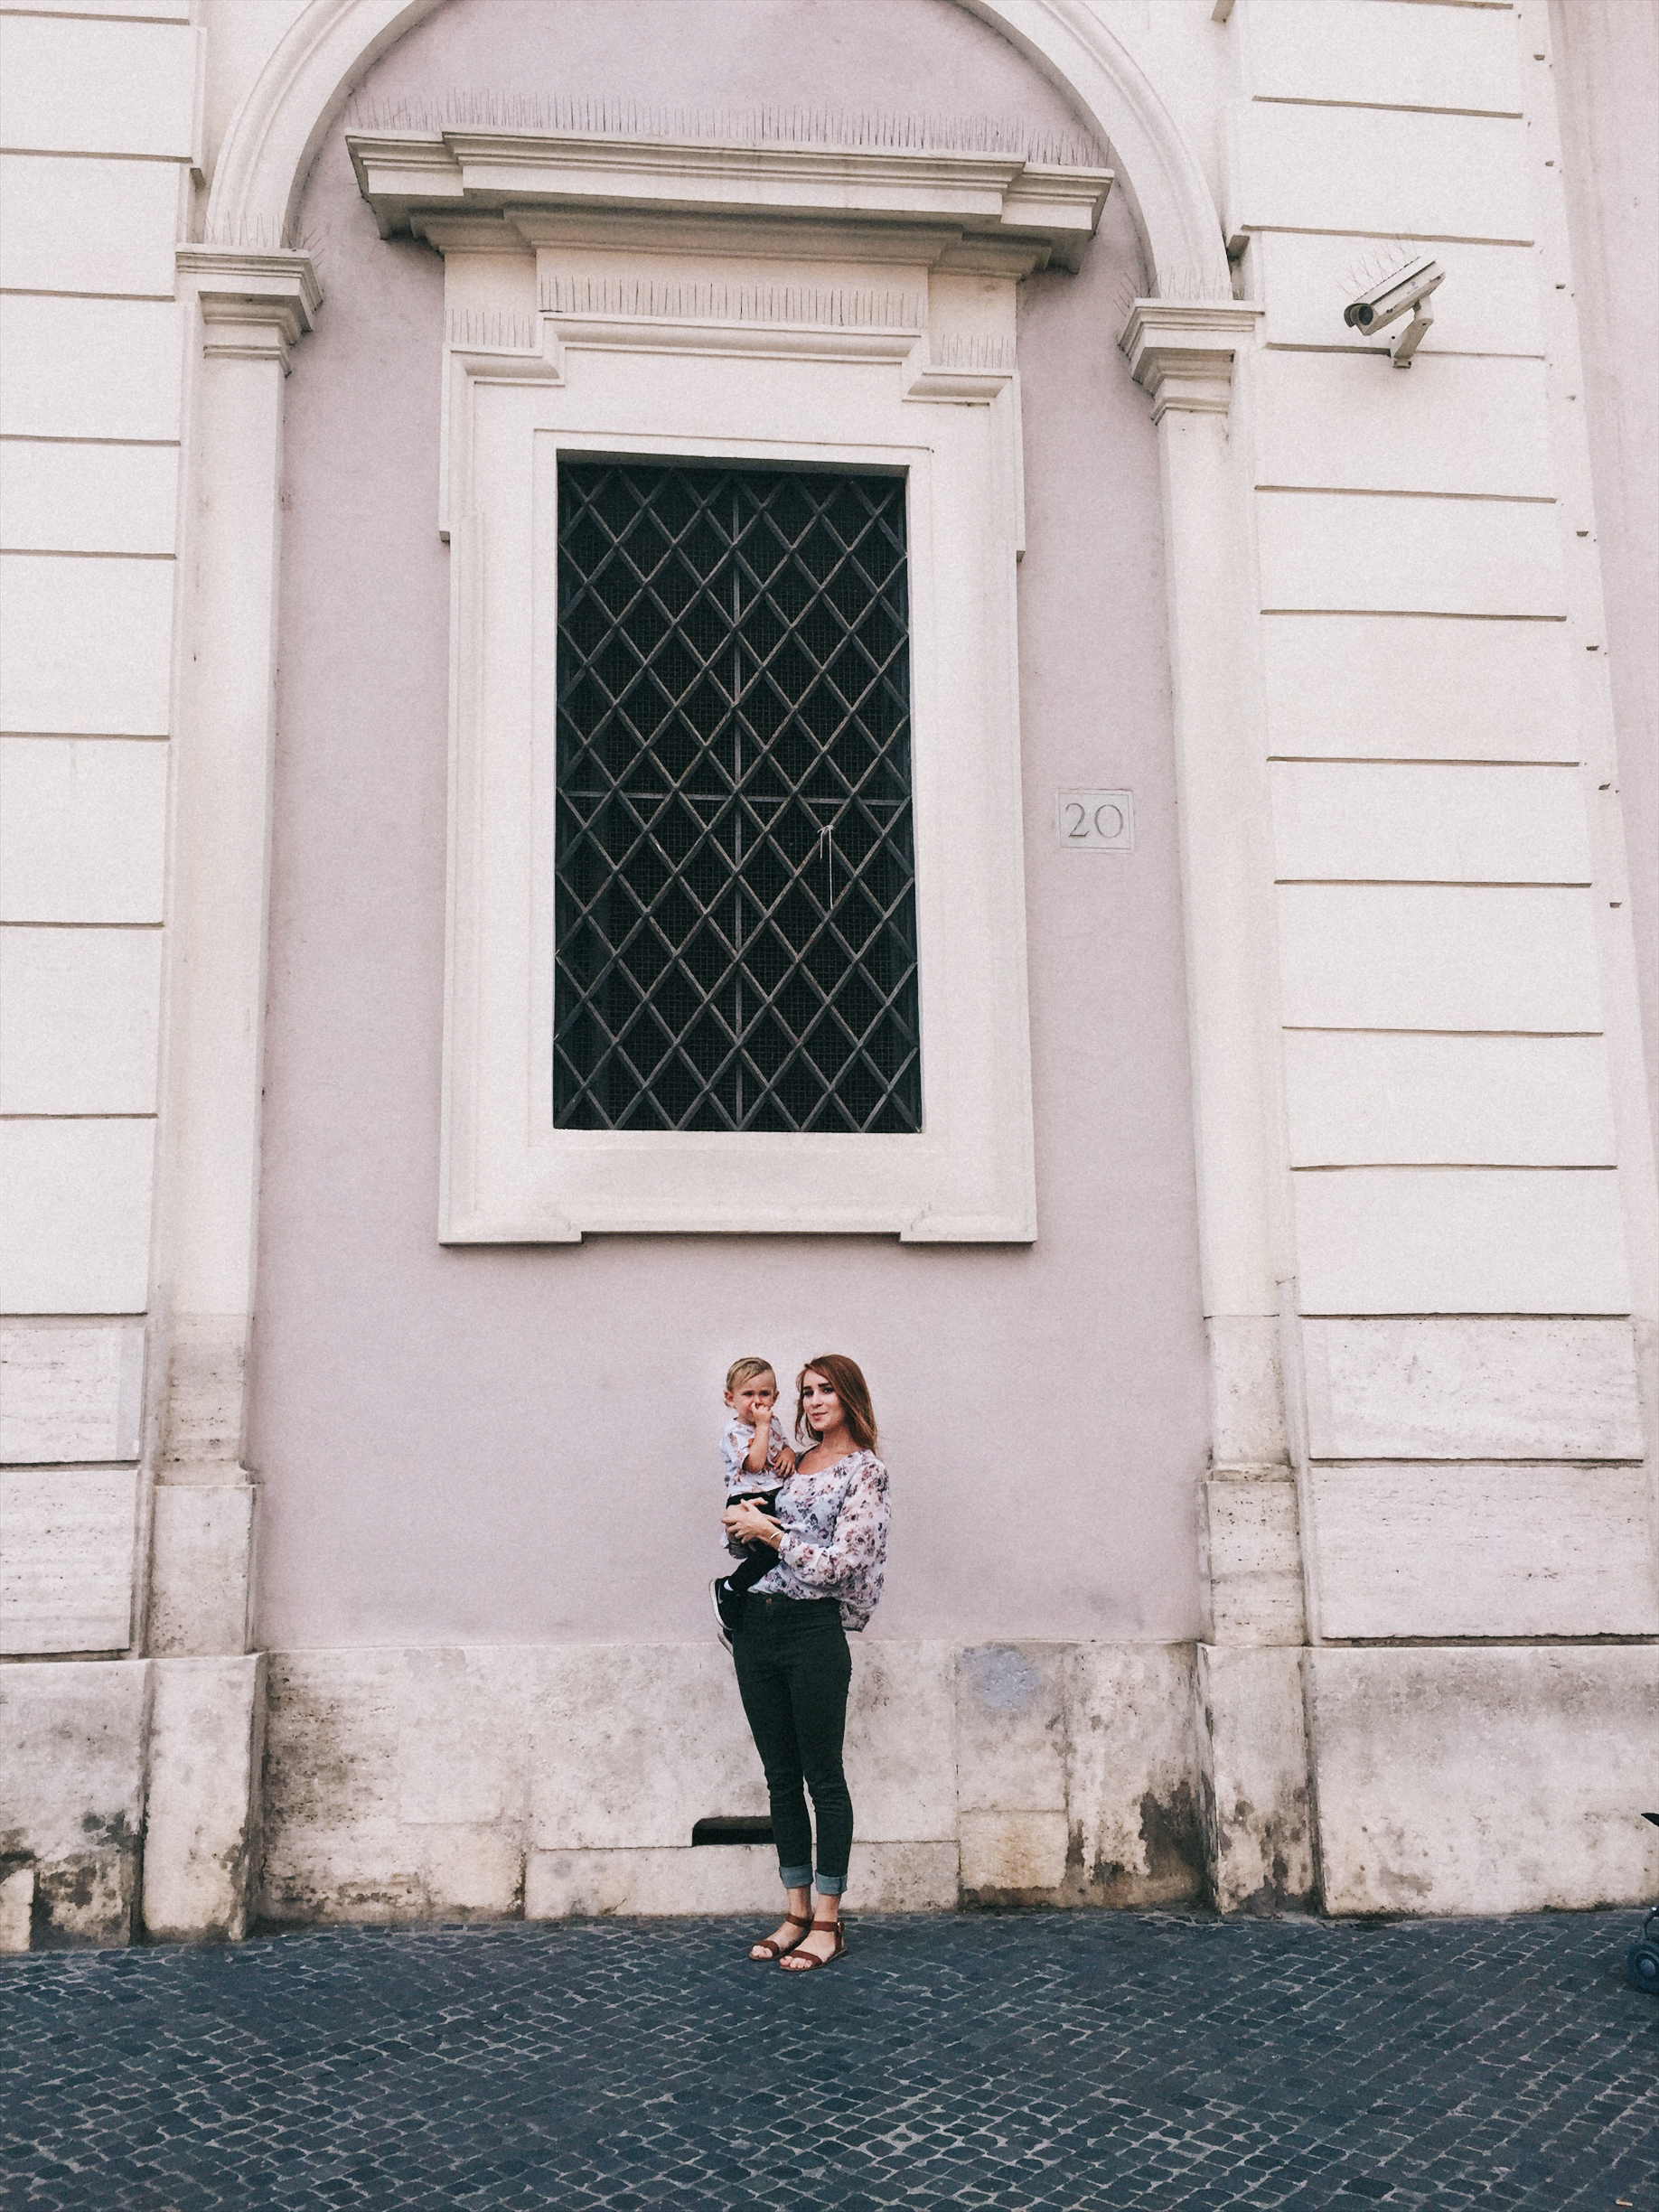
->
xmin=720 ymin=1411 xmax=792 ymax=1498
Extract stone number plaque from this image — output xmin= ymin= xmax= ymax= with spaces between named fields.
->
xmin=1056 ymin=789 xmax=1133 ymax=851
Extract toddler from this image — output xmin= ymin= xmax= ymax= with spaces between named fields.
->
xmin=712 ymin=1356 xmax=796 ymax=1644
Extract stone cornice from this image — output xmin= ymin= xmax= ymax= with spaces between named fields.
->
xmin=1118 ymin=298 xmax=1262 ymax=421
xmin=346 ymin=128 xmax=1111 ymax=272
xmin=176 ymin=246 xmax=323 ymax=372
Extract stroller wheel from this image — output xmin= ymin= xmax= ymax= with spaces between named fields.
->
xmin=1626 ymin=1937 xmax=1659 ymax=1995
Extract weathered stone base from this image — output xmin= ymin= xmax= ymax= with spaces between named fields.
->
xmin=0 ymin=1659 xmax=149 ymax=1945
xmin=257 ymin=1639 xmax=1207 ymax=1925
xmin=526 ymin=1842 xmax=960 ymax=1917
xmin=1307 ymin=1645 xmax=1659 ymax=1915
xmin=953 ymin=1643 xmax=1203 ymax=1907
xmin=0 ymin=1864 xmax=33 ymax=1951
xmin=143 ymin=1654 xmax=267 ymax=1941
xmin=4 ymin=1637 xmax=1654 ymax=1940
xmin=0 ymin=1654 xmax=265 ymax=1945
xmin=1195 ymin=1643 xmax=1315 ymax=1915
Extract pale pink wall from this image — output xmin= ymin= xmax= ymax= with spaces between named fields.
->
xmin=251 ymin=0 xmax=1210 ymax=1648
xmin=1551 ymin=0 xmax=1659 ymax=1161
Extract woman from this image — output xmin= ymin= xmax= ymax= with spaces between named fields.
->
xmin=721 ymin=1354 xmax=890 ymax=1972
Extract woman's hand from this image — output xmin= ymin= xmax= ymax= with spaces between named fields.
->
xmin=723 ymin=1500 xmax=784 ymax=1550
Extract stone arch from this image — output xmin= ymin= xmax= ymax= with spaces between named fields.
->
xmin=203 ymin=0 xmax=1230 ymax=302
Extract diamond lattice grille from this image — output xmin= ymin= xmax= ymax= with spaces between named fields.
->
xmin=554 ymin=461 xmax=922 ymax=1132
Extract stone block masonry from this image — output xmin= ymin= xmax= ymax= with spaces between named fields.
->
xmin=256 ymin=1639 xmax=1208 ymax=1926
xmin=0 ymin=1661 xmax=150 ymax=1946
xmin=5 ymin=1632 xmax=1656 ymax=1942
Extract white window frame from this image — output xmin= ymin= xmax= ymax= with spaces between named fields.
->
xmin=345 ymin=129 xmax=1112 ymax=1242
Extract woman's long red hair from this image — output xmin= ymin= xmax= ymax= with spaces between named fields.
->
xmin=795 ymin=1354 xmax=878 ymax=1451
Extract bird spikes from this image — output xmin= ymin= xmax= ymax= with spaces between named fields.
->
xmin=1338 ymin=239 xmax=1426 ymax=305
xmin=343 ymin=91 xmax=1105 ymax=170
xmin=198 ymin=215 xmax=318 ymax=257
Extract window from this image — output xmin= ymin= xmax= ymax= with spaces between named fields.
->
xmin=361 ymin=124 xmax=1080 ymax=1241
xmin=553 ymin=460 xmax=922 ymax=1134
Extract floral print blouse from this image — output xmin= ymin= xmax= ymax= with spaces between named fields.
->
xmin=731 ymin=1449 xmax=890 ymax=1633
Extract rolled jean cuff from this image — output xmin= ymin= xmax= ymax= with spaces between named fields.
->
xmin=779 ymin=1862 xmax=812 ymax=1889
xmin=813 ymin=1871 xmax=848 ymax=1896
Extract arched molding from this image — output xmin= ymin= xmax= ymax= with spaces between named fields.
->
xmin=952 ymin=0 xmax=1230 ymax=298
xmin=202 ymin=0 xmax=1229 ymax=299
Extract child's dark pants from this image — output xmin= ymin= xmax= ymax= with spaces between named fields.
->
xmin=732 ymin=1593 xmax=853 ymax=1893
xmin=720 ymin=1490 xmax=783 ymax=1603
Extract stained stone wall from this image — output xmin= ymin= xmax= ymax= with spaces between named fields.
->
xmin=256 ymin=1642 xmax=1207 ymax=1925
xmin=0 ymin=1656 xmax=264 ymax=1948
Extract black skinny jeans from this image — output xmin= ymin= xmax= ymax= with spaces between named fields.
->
xmin=732 ymin=1595 xmax=854 ymax=1895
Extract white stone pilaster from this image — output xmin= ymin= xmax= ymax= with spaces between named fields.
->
xmin=1124 ymin=298 xmax=1313 ymax=1911
xmin=1121 ymin=303 xmax=1290 ymax=1473
xmin=150 ymin=248 xmax=319 ymax=1658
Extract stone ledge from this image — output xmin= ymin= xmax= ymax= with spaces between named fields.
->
xmin=526 ymin=1841 xmax=958 ymax=1917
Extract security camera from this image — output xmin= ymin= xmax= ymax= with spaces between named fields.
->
xmin=1343 ymin=256 xmax=1445 ymax=368
xmin=1344 ymin=257 xmax=1443 ymax=333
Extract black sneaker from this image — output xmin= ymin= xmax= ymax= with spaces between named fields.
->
xmin=712 ymin=1576 xmax=744 ymax=1651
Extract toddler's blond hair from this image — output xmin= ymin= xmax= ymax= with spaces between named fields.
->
xmin=725 ymin=1355 xmax=776 ymax=1394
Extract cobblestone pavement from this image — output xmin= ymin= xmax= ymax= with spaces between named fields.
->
xmin=3 ymin=1907 xmax=1654 ymax=2211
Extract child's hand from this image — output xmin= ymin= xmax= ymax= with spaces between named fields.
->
xmin=776 ymin=1445 xmax=797 ymax=1475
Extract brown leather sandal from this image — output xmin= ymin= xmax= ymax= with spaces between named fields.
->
xmin=779 ymin=1917 xmax=845 ymax=1971
xmin=749 ymin=1913 xmax=811 ymax=1962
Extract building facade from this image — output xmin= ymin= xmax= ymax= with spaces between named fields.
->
xmin=1 ymin=0 xmax=1655 ymax=1945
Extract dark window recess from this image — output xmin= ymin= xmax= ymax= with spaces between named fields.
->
xmin=554 ymin=459 xmax=923 ymax=1132
xmin=691 ymin=1816 xmax=775 ymax=1846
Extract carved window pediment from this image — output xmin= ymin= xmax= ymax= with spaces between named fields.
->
xmin=347 ymin=125 xmax=1109 ymax=269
